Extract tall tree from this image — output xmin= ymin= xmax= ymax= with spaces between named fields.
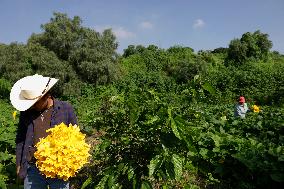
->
xmin=0 ymin=42 xmax=80 ymax=96
xmin=29 ymin=12 xmax=82 ymax=61
xmin=226 ymin=30 xmax=272 ymax=66
xmin=28 ymin=12 xmax=119 ymax=85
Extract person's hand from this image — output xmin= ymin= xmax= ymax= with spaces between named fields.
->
xmin=16 ymin=165 xmax=20 ymax=175
xmin=16 ymin=166 xmax=24 ymax=183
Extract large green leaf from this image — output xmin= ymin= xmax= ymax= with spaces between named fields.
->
xmin=202 ymin=82 xmax=216 ymax=95
xmin=165 ymin=161 xmax=175 ymax=179
xmin=81 ymin=177 xmax=93 ymax=189
xmin=171 ymin=154 xmax=183 ymax=180
xmin=168 ymin=107 xmax=182 ymax=140
xmin=270 ymin=173 xmax=284 ymax=182
xmin=141 ymin=181 xmax=152 ymax=189
xmin=95 ymin=174 xmax=109 ymax=189
xmin=149 ymin=155 xmax=163 ymax=177
xmin=170 ymin=118 xmax=182 ymax=140
xmin=128 ymin=167 xmax=135 ymax=180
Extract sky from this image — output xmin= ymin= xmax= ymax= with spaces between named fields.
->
xmin=0 ymin=0 xmax=283 ymax=54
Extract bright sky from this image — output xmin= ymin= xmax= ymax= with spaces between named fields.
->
xmin=1 ymin=0 xmax=283 ymax=54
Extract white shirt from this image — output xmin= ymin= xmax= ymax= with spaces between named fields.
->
xmin=234 ymin=103 xmax=249 ymax=118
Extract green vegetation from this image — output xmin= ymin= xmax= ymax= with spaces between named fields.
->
xmin=0 ymin=100 xmax=17 ymax=189
xmin=0 ymin=13 xmax=283 ymax=189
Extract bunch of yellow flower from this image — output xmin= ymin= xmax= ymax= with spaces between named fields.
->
xmin=34 ymin=123 xmax=91 ymax=181
xmin=252 ymin=105 xmax=260 ymax=113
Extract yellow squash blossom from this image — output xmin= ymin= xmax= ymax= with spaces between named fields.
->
xmin=252 ymin=105 xmax=260 ymax=113
xmin=12 ymin=111 xmax=17 ymax=120
xmin=34 ymin=123 xmax=91 ymax=181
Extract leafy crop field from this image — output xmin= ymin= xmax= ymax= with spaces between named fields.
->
xmin=0 ymin=100 xmax=18 ymax=189
xmin=0 ymin=13 xmax=283 ymax=189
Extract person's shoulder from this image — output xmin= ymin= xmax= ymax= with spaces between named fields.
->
xmin=55 ymin=99 xmax=71 ymax=106
xmin=54 ymin=99 xmax=74 ymax=109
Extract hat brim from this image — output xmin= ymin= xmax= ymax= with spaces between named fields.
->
xmin=10 ymin=76 xmax=58 ymax=111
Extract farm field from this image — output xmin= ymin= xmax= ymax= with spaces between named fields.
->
xmin=0 ymin=13 xmax=283 ymax=189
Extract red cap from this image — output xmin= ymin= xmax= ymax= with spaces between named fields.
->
xmin=239 ymin=96 xmax=245 ymax=103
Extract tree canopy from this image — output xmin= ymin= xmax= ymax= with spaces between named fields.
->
xmin=28 ymin=12 xmax=119 ymax=85
xmin=226 ymin=30 xmax=273 ymax=66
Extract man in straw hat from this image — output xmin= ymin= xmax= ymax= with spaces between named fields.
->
xmin=10 ymin=74 xmax=77 ymax=189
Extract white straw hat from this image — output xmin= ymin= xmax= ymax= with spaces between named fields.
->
xmin=10 ymin=74 xmax=59 ymax=111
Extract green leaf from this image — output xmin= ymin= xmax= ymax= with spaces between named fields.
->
xmin=172 ymin=154 xmax=183 ymax=180
xmin=132 ymin=177 xmax=137 ymax=189
xmin=162 ymin=185 xmax=168 ymax=189
xmin=108 ymin=174 xmax=115 ymax=188
xmin=211 ymin=134 xmax=221 ymax=147
xmin=165 ymin=161 xmax=175 ymax=179
xmin=141 ymin=181 xmax=152 ymax=189
xmin=232 ymin=120 xmax=239 ymax=125
xmin=167 ymin=107 xmax=172 ymax=119
xmin=199 ymin=148 xmax=209 ymax=159
xmin=100 ymin=139 xmax=111 ymax=151
xmin=149 ymin=155 xmax=163 ymax=177
xmin=257 ymin=121 xmax=262 ymax=127
xmin=157 ymin=169 xmax=167 ymax=180
xmin=202 ymin=82 xmax=216 ymax=95
xmin=81 ymin=177 xmax=92 ymax=189
xmin=174 ymin=115 xmax=188 ymax=132
xmin=0 ymin=173 xmax=7 ymax=189
xmin=0 ymin=151 xmax=12 ymax=162
xmin=170 ymin=118 xmax=182 ymax=140
xmin=117 ymin=163 xmax=125 ymax=172
xmin=128 ymin=167 xmax=134 ymax=180
xmin=194 ymin=75 xmax=200 ymax=82
xmin=186 ymin=143 xmax=198 ymax=157
xmin=219 ymin=126 xmax=225 ymax=134
xmin=145 ymin=115 xmax=159 ymax=125
xmin=270 ymin=173 xmax=284 ymax=182
xmin=95 ymin=174 xmax=109 ymax=189
xmin=276 ymin=146 xmax=282 ymax=154
xmin=129 ymin=105 xmax=139 ymax=126
xmin=278 ymin=155 xmax=284 ymax=161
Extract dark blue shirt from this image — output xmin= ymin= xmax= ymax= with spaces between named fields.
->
xmin=16 ymin=99 xmax=78 ymax=180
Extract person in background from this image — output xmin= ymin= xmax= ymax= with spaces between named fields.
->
xmin=10 ymin=74 xmax=77 ymax=189
xmin=234 ymin=96 xmax=250 ymax=118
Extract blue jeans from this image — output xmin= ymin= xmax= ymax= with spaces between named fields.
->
xmin=24 ymin=164 xmax=69 ymax=189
